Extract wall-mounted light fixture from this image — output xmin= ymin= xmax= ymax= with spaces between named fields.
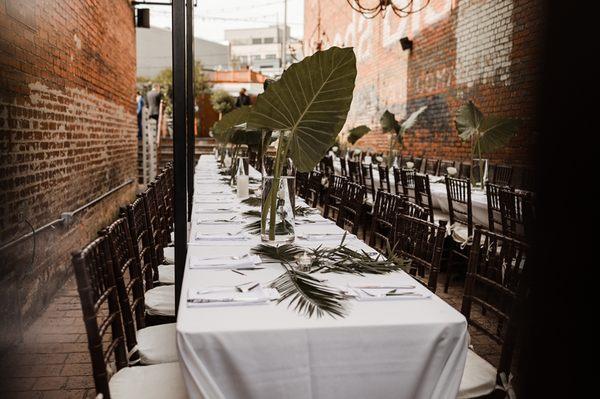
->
xmin=399 ymin=37 xmax=413 ymax=51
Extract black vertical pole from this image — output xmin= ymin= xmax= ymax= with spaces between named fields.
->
xmin=186 ymin=0 xmax=195 ymax=220
xmin=172 ymin=0 xmax=187 ymax=316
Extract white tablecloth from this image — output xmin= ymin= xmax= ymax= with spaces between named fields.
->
xmin=177 ymin=156 xmax=468 ymax=399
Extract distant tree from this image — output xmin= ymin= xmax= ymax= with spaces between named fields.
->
xmin=211 ymin=90 xmax=235 ymax=116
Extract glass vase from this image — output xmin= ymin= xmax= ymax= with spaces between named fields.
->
xmin=260 ymin=152 xmax=296 ymax=243
xmin=470 ymin=158 xmax=489 ymax=190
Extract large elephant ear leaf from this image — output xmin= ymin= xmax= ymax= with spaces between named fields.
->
xmin=399 ymin=105 xmax=428 ymax=135
xmin=455 ymin=100 xmax=483 ymax=141
xmin=248 ymin=46 xmax=357 ymax=172
xmin=478 ymin=115 xmax=519 ymax=154
xmin=347 ymin=125 xmax=370 ymax=145
xmin=213 ymin=106 xmax=251 ymax=143
xmin=380 ymin=110 xmax=400 ymax=134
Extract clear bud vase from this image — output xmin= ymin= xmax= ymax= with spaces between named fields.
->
xmin=470 ymin=158 xmax=488 ymax=190
xmin=260 ymin=134 xmax=295 ymax=243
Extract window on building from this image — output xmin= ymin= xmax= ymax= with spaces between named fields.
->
xmin=251 ymin=55 xmax=261 ymax=61
xmin=265 ymin=54 xmax=276 ymax=59
xmin=252 ymin=38 xmax=262 ymax=44
xmin=264 ymin=37 xmax=274 ymax=44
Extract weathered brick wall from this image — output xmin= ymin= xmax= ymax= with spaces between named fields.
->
xmin=0 ymin=0 xmax=137 ymax=351
xmin=305 ymin=0 xmax=542 ymax=164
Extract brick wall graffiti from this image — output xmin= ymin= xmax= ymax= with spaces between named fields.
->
xmin=304 ymin=0 xmax=542 ymax=162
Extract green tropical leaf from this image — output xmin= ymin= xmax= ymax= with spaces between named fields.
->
xmin=455 ymin=100 xmax=483 ymax=141
xmin=380 ymin=110 xmax=401 ymax=134
xmin=478 ymin=115 xmax=519 ymax=154
xmin=212 ymin=106 xmax=251 ymax=143
xmin=251 ymin=243 xmax=305 ymax=263
xmin=270 ymin=267 xmax=348 ymax=318
xmin=247 ymin=46 xmax=357 ymax=172
xmin=347 ymin=125 xmax=371 ymax=145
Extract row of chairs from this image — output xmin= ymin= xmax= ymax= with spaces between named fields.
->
xmin=70 ymin=165 xmax=187 ymax=399
xmin=299 ymin=171 xmax=530 ymax=398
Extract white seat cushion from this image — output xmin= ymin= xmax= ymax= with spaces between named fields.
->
xmin=145 ymin=285 xmax=175 ymax=316
xmin=163 ymin=247 xmax=175 ymax=264
xmin=158 ymin=264 xmax=174 ymax=285
xmin=109 ymin=362 xmax=186 ymax=399
xmin=451 ymin=223 xmax=470 ymax=244
xmin=457 ymin=349 xmax=497 ymax=399
xmin=137 ymin=323 xmax=178 ymax=365
xmin=171 ymin=231 xmax=175 ymax=242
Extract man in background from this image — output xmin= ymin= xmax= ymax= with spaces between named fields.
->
xmin=136 ymin=90 xmax=144 ymax=139
xmin=235 ymin=87 xmax=251 ymax=108
xmin=147 ymin=83 xmax=162 ymax=121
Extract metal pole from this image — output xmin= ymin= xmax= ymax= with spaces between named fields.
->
xmin=172 ymin=0 xmax=187 ymax=316
xmin=186 ymin=0 xmax=195 ymax=220
xmin=282 ymin=0 xmax=287 ymax=69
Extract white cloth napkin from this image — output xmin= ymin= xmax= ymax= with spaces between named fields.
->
xmin=194 ymin=207 xmax=239 ymax=214
xmin=347 ymin=284 xmax=432 ymax=301
xmin=194 ymin=232 xmax=250 ymax=241
xmin=297 ymin=233 xmax=353 ymax=241
xmin=195 ymin=218 xmax=243 ymax=225
xmin=189 ymin=255 xmax=261 ymax=269
xmin=187 ymin=286 xmax=280 ymax=307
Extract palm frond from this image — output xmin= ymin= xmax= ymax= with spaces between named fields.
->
xmin=242 ymin=210 xmax=261 ymax=218
xmin=241 ymin=196 xmax=261 ymax=207
xmin=251 ymin=243 xmax=304 ymax=263
xmin=243 ymin=220 xmax=262 ymax=234
xmin=294 ymin=205 xmax=319 ymax=217
xmin=270 ymin=267 xmax=348 ymax=318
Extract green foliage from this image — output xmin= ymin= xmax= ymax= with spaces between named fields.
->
xmin=347 ymin=125 xmax=371 ymax=145
xmin=211 ymin=90 xmax=235 ymax=114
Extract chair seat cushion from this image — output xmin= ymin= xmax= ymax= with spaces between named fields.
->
xmin=451 ymin=223 xmax=471 ymax=244
xmin=163 ymin=247 xmax=174 ymax=264
xmin=109 ymin=362 xmax=186 ymax=399
xmin=137 ymin=323 xmax=178 ymax=365
xmin=145 ymin=285 xmax=175 ymax=316
xmin=158 ymin=264 xmax=174 ymax=285
xmin=457 ymin=349 xmax=497 ymax=399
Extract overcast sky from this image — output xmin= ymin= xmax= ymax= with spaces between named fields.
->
xmin=145 ymin=0 xmax=304 ymax=44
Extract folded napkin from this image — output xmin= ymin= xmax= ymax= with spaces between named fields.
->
xmin=347 ymin=284 xmax=431 ymax=301
xmin=194 ymin=207 xmax=239 ymax=214
xmin=194 ymin=232 xmax=251 ymax=241
xmin=187 ymin=286 xmax=280 ymax=307
xmin=296 ymin=214 xmax=333 ymax=225
xmin=429 ymin=175 xmax=445 ymax=184
xmin=196 ymin=218 xmax=243 ymax=225
xmin=194 ymin=199 xmax=236 ymax=205
xmin=189 ymin=254 xmax=261 ymax=269
xmin=297 ymin=233 xmax=353 ymax=241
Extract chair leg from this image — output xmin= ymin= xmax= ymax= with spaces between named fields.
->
xmin=444 ymin=249 xmax=455 ymax=293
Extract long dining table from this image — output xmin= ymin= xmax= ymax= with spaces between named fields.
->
xmin=176 ymin=155 xmax=469 ymax=399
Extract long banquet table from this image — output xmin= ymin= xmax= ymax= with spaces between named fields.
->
xmin=176 ymin=155 xmax=468 ymax=399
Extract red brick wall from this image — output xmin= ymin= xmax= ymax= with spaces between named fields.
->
xmin=304 ymin=0 xmax=542 ymax=164
xmin=0 ymin=0 xmax=137 ymax=350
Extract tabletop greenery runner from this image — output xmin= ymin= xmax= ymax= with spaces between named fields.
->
xmin=380 ymin=106 xmax=428 ymax=165
xmin=454 ymin=100 xmax=519 ymax=186
xmin=247 ymin=46 xmax=357 ymax=240
xmin=251 ymin=234 xmax=410 ymax=318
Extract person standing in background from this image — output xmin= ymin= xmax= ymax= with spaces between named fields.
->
xmin=146 ymin=83 xmax=162 ymax=121
xmin=136 ymin=91 xmax=144 ymax=139
xmin=235 ymin=87 xmax=251 ymax=108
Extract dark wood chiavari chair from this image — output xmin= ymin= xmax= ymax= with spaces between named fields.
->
xmin=424 ymin=158 xmax=440 ymax=176
xmin=444 ymin=176 xmax=473 ymax=293
xmin=72 ymin=237 xmax=185 ymax=398
xmin=105 ymin=218 xmax=175 ymax=322
xmin=347 ymin=160 xmax=361 ymax=184
xmin=142 ymin=185 xmax=168 ymax=265
xmin=491 ymin=164 xmax=513 ymax=186
xmin=360 ymin=162 xmax=376 ymax=201
xmin=485 ymin=182 xmax=508 ymax=233
xmin=439 ymin=160 xmax=455 ymax=176
xmin=154 ymin=173 xmax=172 ymax=245
xmin=399 ymin=167 xmax=416 ymax=198
xmin=336 ymin=181 xmax=366 ymax=235
xmin=369 ymin=191 xmax=401 ymax=249
xmin=393 ymin=214 xmax=447 ymax=292
xmin=296 ymin=171 xmax=310 ymax=200
xmin=499 ymin=188 xmax=535 ymax=242
xmin=413 ymin=173 xmax=437 ymax=224
xmin=459 ymin=162 xmax=471 ymax=179
xmin=413 ymin=157 xmax=424 ymax=172
xmin=323 ymin=175 xmax=347 ymax=222
xmin=458 ymin=227 xmax=529 ymax=398
xmin=398 ymin=197 xmax=430 ymax=221
xmin=392 ymin=166 xmax=402 ymax=195
xmin=123 ymin=197 xmax=159 ymax=284
xmin=377 ymin=164 xmax=391 ymax=193
xmin=306 ymin=171 xmax=323 ymax=207
xmin=339 ymin=157 xmax=348 ymax=177
xmin=263 ymin=156 xmax=275 ymax=175
xmin=319 ymin=155 xmax=335 ymax=175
